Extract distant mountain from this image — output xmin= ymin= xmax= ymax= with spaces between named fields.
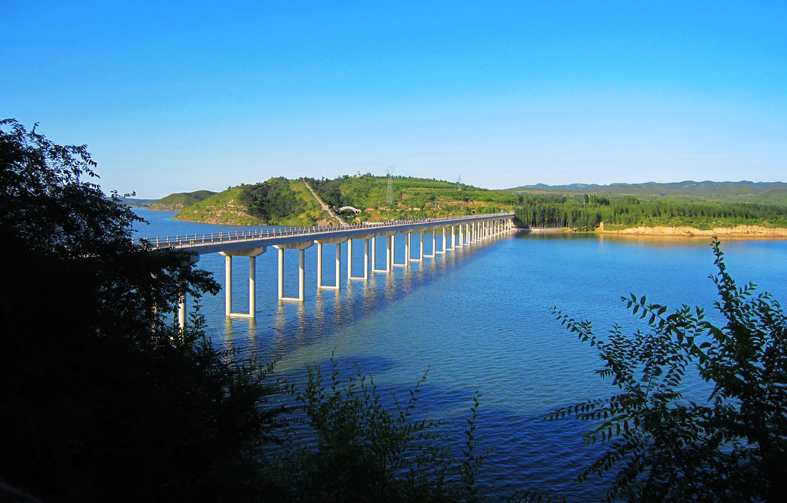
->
xmin=148 ymin=190 xmax=217 ymax=210
xmin=506 ymin=181 xmax=787 ymax=205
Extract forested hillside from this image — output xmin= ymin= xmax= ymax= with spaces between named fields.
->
xmin=514 ymin=194 xmax=787 ymax=230
xmin=508 ymin=181 xmax=787 ymax=205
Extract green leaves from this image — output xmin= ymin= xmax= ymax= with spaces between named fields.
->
xmin=268 ymin=357 xmax=498 ymax=503
xmin=550 ymin=238 xmax=787 ymax=502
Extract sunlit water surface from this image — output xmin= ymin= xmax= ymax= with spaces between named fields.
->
xmin=133 ymin=208 xmax=787 ymax=501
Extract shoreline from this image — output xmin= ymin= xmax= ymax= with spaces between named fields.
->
xmin=598 ymin=224 xmax=787 ymax=239
xmin=515 ymin=224 xmax=787 ymax=240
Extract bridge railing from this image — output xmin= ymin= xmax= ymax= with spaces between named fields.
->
xmin=136 ymin=212 xmax=515 ymax=250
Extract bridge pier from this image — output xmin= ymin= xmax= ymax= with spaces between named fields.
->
xmin=388 ymin=235 xmax=393 ymax=270
xmin=349 ymin=234 xmax=373 ymax=281
xmin=177 ymin=255 xmax=200 ymax=329
xmin=373 ymin=232 xmax=395 ymax=273
xmin=424 ymin=229 xmax=436 ymax=258
xmin=405 ymin=233 xmax=411 ymax=267
xmin=275 ymin=241 xmax=312 ymax=302
xmin=219 ymin=248 xmax=264 ymax=318
xmin=316 ymin=237 xmax=346 ymax=289
xmin=410 ymin=231 xmax=423 ymax=262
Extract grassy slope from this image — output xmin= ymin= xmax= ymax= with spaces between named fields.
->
xmin=149 ymin=190 xmax=217 ymax=210
xmin=288 ymin=179 xmax=324 ymax=225
xmin=174 ymin=188 xmax=259 ymax=225
xmin=174 ymin=181 xmax=324 ymax=226
xmin=507 ymin=181 xmax=787 ymax=205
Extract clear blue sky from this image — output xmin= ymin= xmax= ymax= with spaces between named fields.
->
xmin=3 ymin=1 xmax=785 ymax=198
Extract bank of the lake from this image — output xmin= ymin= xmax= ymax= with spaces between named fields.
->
xmin=597 ymin=223 xmax=787 ymax=238
xmin=133 ymin=208 xmax=787 ymax=501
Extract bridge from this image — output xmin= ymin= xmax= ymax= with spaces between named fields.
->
xmin=139 ymin=212 xmax=517 ymax=327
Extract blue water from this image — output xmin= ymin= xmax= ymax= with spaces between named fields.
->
xmin=133 ymin=209 xmax=787 ymax=500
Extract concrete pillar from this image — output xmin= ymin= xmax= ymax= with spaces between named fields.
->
xmin=316 ymin=239 xmax=343 ymax=289
xmin=225 ymin=254 xmax=232 ymax=316
xmin=450 ymin=226 xmax=455 ymax=250
xmin=277 ymin=248 xmax=284 ymax=300
xmin=405 ymin=233 xmax=411 ymax=266
xmin=370 ymin=235 xmax=376 ymax=271
xmin=363 ymin=238 xmax=370 ymax=281
xmin=430 ymin=230 xmax=436 ymax=257
xmin=393 ymin=234 xmax=402 ymax=267
xmin=178 ymin=286 xmax=186 ymax=330
xmin=347 ymin=238 xmax=353 ymax=280
xmin=317 ymin=242 xmax=323 ymax=288
xmin=387 ymin=235 xmax=392 ymax=270
xmin=298 ymin=248 xmax=305 ymax=301
xmin=336 ymin=243 xmax=341 ymax=287
xmin=417 ymin=231 xmax=424 ymax=261
xmin=249 ymin=255 xmax=256 ymax=316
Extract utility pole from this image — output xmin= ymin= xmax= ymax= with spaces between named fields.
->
xmin=386 ymin=165 xmax=395 ymax=205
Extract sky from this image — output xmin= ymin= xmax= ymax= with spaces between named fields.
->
xmin=2 ymin=1 xmax=786 ymax=198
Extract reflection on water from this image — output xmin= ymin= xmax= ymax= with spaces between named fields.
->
xmin=132 ymin=209 xmax=787 ymax=501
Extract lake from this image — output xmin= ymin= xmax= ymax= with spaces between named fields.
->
xmin=133 ymin=208 xmax=787 ymax=501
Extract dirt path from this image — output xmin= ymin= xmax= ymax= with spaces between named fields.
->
xmin=303 ymin=180 xmax=348 ymax=227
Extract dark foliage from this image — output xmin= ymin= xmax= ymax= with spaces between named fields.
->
xmin=239 ymin=177 xmax=302 ymax=222
xmin=0 ymin=119 xmax=284 ymax=503
xmin=265 ymin=357 xmax=513 ymax=503
xmin=550 ymin=239 xmax=787 ymax=502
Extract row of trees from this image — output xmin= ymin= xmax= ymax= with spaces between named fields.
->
xmin=3 ymin=120 xmax=786 ymax=502
xmin=514 ymin=194 xmax=787 ymax=229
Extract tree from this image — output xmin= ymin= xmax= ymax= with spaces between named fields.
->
xmin=549 ymin=239 xmax=787 ymax=502
xmin=0 ymin=119 xmax=283 ymax=503
xmin=240 ymin=177 xmax=301 ymax=223
xmin=265 ymin=357 xmax=493 ymax=503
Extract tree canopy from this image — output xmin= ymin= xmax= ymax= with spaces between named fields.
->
xmin=0 ymin=119 xmax=283 ymax=503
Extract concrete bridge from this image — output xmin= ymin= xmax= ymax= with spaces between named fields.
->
xmin=139 ymin=212 xmax=516 ymax=327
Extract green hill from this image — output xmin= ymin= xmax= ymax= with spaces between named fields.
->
xmin=173 ymin=176 xmax=518 ymax=226
xmin=148 ymin=190 xmax=217 ymax=210
xmin=507 ymin=181 xmax=787 ymax=205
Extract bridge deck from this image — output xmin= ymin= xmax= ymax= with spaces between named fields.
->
xmin=138 ymin=212 xmax=515 ymax=255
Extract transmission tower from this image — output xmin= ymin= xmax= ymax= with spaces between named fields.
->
xmin=386 ymin=165 xmax=395 ymax=205
xmin=457 ymin=174 xmax=462 ymax=191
